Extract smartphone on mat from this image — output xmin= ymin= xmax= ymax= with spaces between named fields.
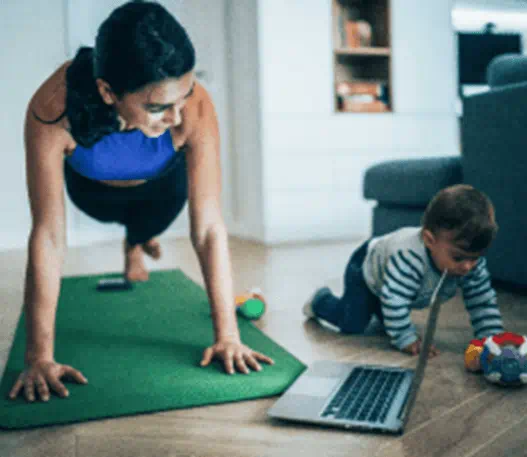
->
xmin=96 ymin=277 xmax=133 ymax=291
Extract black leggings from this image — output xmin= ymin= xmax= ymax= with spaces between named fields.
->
xmin=64 ymin=156 xmax=188 ymax=246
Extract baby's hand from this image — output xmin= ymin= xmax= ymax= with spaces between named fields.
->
xmin=402 ymin=337 xmax=440 ymax=358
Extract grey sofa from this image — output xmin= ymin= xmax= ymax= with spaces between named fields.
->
xmin=363 ymin=54 xmax=527 ymax=287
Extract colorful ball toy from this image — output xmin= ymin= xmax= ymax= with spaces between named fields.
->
xmin=465 ymin=332 xmax=527 ymax=386
xmin=235 ymin=288 xmax=266 ymax=320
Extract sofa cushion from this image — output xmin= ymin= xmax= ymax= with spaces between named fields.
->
xmin=487 ymin=54 xmax=527 ymax=88
xmin=363 ymin=156 xmax=463 ymax=206
xmin=372 ymin=205 xmax=425 ymax=237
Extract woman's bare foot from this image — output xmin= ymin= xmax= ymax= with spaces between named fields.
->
xmin=124 ymin=241 xmax=149 ymax=282
xmin=142 ymin=238 xmax=161 ymax=260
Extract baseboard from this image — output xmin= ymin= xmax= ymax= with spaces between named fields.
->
xmin=0 ymin=221 xmax=367 ymax=251
xmin=226 ymin=220 xmax=265 ymax=244
xmin=262 ymin=223 xmax=368 ymax=246
xmin=0 ymin=233 xmax=28 ymax=252
xmin=66 ymin=227 xmax=190 ymax=248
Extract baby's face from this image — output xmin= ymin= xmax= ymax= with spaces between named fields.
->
xmin=423 ymin=229 xmax=482 ymax=276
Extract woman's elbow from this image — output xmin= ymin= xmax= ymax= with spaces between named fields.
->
xmin=29 ymin=223 xmax=67 ymax=260
xmin=190 ymin=222 xmax=227 ymax=252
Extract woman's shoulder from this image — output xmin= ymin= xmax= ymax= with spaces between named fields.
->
xmin=171 ymin=82 xmax=217 ymax=149
xmin=28 ymin=60 xmax=72 ymax=128
xmin=190 ymin=82 xmax=215 ymax=119
xmin=189 ymin=83 xmax=219 ymax=135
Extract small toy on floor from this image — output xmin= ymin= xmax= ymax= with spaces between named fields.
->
xmin=235 ymin=288 xmax=266 ymax=320
xmin=464 ymin=332 xmax=527 ymax=386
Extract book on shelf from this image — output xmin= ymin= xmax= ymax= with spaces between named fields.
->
xmin=341 ymin=99 xmax=389 ymax=113
xmin=336 ymin=81 xmax=390 ymax=112
xmin=336 ymin=81 xmax=384 ymax=97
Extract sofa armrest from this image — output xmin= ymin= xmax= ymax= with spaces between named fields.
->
xmin=363 ymin=157 xmax=463 ymax=207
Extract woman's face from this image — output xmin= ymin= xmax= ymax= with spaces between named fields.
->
xmin=105 ymin=71 xmax=195 ymax=137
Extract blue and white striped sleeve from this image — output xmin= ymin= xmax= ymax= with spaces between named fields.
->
xmin=380 ymin=249 xmax=424 ymax=350
xmin=461 ymin=257 xmax=504 ymax=339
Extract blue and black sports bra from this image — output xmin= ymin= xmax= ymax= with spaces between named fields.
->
xmin=66 ymin=128 xmax=182 ymax=180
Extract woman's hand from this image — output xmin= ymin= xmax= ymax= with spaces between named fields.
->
xmin=8 ymin=359 xmax=88 ymax=402
xmin=200 ymin=339 xmax=275 ymax=375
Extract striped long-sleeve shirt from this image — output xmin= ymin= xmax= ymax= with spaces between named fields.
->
xmin=362 ymin=227 xmax=504 ymax=350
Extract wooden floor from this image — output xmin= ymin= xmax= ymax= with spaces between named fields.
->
xmin=1 ymin=236 xmax=527 ymax=457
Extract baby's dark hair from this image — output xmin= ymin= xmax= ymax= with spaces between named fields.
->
xmin=422 ymin=184 xmax=498 ymax=252
xmin=34 ymin=0 xmax=195 ymax=147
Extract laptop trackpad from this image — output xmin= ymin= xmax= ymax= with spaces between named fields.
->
xmin=288 ymin=376 xmax=341 ymax=398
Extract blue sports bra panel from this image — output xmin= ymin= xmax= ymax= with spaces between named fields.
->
xmin=66 ymin=129 xmax=179 ymax=180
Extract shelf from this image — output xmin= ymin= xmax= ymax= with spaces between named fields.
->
xmin=332 ymin=0 xmax=392 ymax=113
xmin=334 ymin=47 xmax=390 ymax=56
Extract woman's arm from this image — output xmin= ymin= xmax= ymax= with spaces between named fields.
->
xmin=183 ymin=84 xmax=273 ymax=374
xmin=10 ymin=65 xmax=87 ymax=402
xmin=185 ymin=89 xmax=238 ymax=342
xmin=23 ymin=95 xmax=68 ymax=365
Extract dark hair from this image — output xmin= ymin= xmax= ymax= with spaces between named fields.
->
xmin=422 ymin=184 xmax=498 ymax=252
xmin=35 ymin=1 xmax=195 ymax=147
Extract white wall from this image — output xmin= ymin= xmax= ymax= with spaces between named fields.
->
xmin=0 ymin=0 xmax=67 ymax=251
xmin=455 ymin=0 xmax=527 ymax=15
xmin=255 ymin=0 xmax=459 ymax=244
xmin=225 ymin=0 xmax=265 ymax=241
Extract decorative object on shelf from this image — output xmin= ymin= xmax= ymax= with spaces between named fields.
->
xmin=345 ymin=20 xmax=372 ymax=48
xmin=235 ymin=288 xmax=266 ymax=320
xmin=464 ymin=332 xmax=527 ymax=386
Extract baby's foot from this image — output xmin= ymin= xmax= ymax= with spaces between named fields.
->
xmin=142 ymin=238 xmax=161 ymax=260
xmin=124 ymin=241 xmax=149 ymax=282
xmin=302 ymin=287 xmax=332 ymax=318
xmin=302 ymin=287 xmax=341 ymax=333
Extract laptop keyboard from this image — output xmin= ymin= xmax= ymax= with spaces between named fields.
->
xmin=321 ymin=367 xmax=406 ymax=424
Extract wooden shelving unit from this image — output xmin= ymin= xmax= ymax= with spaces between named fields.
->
xmin=332 ymin=0 xmax=392 ymax=113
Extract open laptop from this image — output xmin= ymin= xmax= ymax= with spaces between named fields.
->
xmin=268 ymin=270 xmax=448 ymax=434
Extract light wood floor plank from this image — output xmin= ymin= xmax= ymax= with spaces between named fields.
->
xmin=0 ymin=428 xmax=77 ymax=457
xmin=463 ymin=415 xmax=527 ymax=457
xmin=374 ymin=382 xmax=527 ymax=457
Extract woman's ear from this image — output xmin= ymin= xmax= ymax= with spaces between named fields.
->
xmin=421 ymin=228 xmax=436 ymax=250
xmin=95 ymin=78 xmax=117 ymax=105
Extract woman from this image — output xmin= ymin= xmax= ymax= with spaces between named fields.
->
xmin=9 ymin=0 xmax=273 ymax=403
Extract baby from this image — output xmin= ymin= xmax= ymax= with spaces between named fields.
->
xmin=303 ymin=184 xmax=504 ymax=357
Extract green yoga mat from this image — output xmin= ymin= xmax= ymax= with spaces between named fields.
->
xmin=0 ymin=269 xmax=305 ymax=430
